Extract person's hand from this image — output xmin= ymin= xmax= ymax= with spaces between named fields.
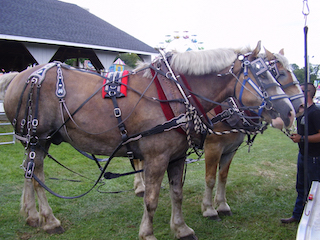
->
xmin=290 ymin=133 xmax=301 ymax=143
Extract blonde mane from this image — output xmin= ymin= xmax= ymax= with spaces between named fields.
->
xmin=134 ymin=47 xmax=255 ymax=77
xmin=170 ymin=49 xmax=237 ymax=75
xmin=273 ymin=53 xmax=291 ymax=70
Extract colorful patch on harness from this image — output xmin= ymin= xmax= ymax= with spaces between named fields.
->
xmin=102 ymin=70 xmax=129 ymax=98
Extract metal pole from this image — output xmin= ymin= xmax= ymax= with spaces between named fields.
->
xmin=303 ymin=25 xmax=309 ymax=202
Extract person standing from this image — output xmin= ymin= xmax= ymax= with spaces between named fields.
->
xmin=281 ymin=83 xmax=320 ymax=223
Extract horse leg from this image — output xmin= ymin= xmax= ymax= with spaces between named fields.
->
xmin=133 ymin=159 xmax=145 ymax=197
xmin=201 ymin=146 xmax=220 ymax=220
xmin=21 ymin=176 xmax=40 ymax=227
xmin=214 ymin=152 xmax=235 ymax=216
xmin=139 ymin=155 xmax=167 ymax=240
xmin=26 ymin=145 xmax=64 ymax=234
xmin=168 ymin=158 xmax=197 ymax=240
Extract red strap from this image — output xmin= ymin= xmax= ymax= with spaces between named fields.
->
xmin=179 ymin=74 xmax=210 ymax=122
xmin=150 ymin=68 xmax=185 ymax=135
xmin=102 ymin=78 xmax=107 ymax=98
xmin=213 ymin=105 xmax=223 ymax=115
xmin=120 ymin=70 xmax=129 ymax=97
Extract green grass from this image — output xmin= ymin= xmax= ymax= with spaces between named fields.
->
xmin=0 ymin=127 xmax=299 ymax=239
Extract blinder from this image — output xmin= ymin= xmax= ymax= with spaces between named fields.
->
xmin=237 ymin=54 xmax=288 ymax=116
xmin=265 ymin=58 xmax=304 ymax=104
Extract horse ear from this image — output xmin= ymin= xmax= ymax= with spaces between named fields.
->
xmin=279 ymin=49 xmax=285 ymax=55
xmin=264 ymin=47 xmax=273 ymax=60
xmin=251 ymin=41 xmax=261 ymax=58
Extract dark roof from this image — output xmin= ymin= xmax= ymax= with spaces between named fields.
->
xmin=0 ymin=0 xmax=157 ymax=54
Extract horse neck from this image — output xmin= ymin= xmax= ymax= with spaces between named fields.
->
xmin=184 ymin=73 xmax=235 ymax=112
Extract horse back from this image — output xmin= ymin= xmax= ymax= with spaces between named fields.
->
xmin=4 ymin=64 xmax=186 ymax=157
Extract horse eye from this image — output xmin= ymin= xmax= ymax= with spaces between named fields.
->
xmin=278 ymin=72 xmax=287 ymax=79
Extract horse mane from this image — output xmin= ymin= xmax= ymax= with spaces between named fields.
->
xmin=0 ymin=72 xmax=19 ymax=100
xmin=134 ymin=47 xmax=255 ymax=77
xmin=170 ymin=48 xmax=238 ymax=75
xmin=272 ymin=53 xmax=291 ymax=70
xmin=259 ymin=52 xmax=291 ymax=70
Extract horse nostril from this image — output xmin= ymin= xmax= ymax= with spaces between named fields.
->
xmin=296 ymin=105 xmax=305 ymax=117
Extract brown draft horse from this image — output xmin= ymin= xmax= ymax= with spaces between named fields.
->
xmin=201 ymin=48 xmax=304 ymax=220
xmin=2 ymin=42 xmax=294 ymax=239
xmin=133 ymin=49 xmax=304 ymax=218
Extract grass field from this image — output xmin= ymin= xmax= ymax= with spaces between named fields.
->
xmin=0 ymin=125 xmax=300 ymax=240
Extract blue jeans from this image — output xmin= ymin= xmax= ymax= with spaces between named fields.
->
xmin=293 ymin=152 xmax=320 ymax=220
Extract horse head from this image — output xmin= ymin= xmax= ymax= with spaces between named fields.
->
xmin=232 ymin=41 xmax=295 ymax=130
xmin=263 ymin=48 xmax=304 ymax=117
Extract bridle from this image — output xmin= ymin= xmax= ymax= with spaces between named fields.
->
xmin=231 ymin=53 xmax=289 ymax=117
xmin=265 ymin=58 xmax=304 ymax=107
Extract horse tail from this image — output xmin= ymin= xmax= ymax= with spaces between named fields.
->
xmin=0 ymin=72 xmax=19 ymax=100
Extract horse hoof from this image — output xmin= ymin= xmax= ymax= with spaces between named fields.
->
xmin=179 ymin=234 xmax=198 ymax=240
xmin=46 ymin=226 xmax=65 ymax=234
xmin=135 ymin=191 xmax=145 ymax=197
xmin=26 ymin=218 xmax=40 ymax=228
xmin=208 ymin=215 xmax=221 ymax=221
xmin=218 ymin=210 xmax=232 ymax=216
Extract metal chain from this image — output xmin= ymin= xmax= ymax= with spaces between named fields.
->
xmin=25 ymin=77 xmax=38 ymax=148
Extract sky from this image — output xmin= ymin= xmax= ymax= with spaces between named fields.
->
xmin=61 ymin=0 xmax=320 ymax=67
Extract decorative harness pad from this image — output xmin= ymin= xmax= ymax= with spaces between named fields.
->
xmin=102 ymin=70 xmax=129 ymax=98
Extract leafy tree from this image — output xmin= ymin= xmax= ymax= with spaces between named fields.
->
xmin=64 ymin=58 xmax=87 ymax=67
xmin=115 ymin=53 xmax=140 ymax=69
xmin=292 ymin=63 xmax=320 ymax=84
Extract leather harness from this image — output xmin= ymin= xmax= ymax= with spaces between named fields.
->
xmin=15 ymin=51 xmax=292 ymax=198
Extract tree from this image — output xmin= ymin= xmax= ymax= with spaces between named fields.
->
xmin=292 ymin=63 xmax=320 ymax=84
xmin=115 ymin=53 xmax=140 ymax=69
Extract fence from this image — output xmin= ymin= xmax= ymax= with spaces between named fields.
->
xmin=0 ymin=100 xmax=15 ymax=145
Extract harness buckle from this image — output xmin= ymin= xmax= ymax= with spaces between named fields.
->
xmin=228 ymin=108 xmax=234 ymax=115
xmin=32 ymin=119 xmax=38 ymax=127
xmin=108 ymin=91 xmax=116 ymax=96
xmin=25 ymin=161 xmax=35 ymax=179
xmin=29 ymin=151 xmax=36 ymax=159
xmin=127 ymin=151 xmax=134 ymax=160
xmin=114 ymin=108 xmax=121 ymax=118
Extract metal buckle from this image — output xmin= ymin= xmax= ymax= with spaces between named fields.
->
xmin=25 ymin=161 xmax=35 ymax=179
xmin=108 ymin=91 xmax=116 ymax=96
xmin=32 ymin=119 xmax=38 ymax=127
xmin=114 ymin=108 xmax=121 ymax=118
xmin=127 ymin=151 xmax=134 ymax=160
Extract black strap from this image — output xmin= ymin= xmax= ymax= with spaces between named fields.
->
xmin=122 ymin=114 xmax=187 ymax=145
xmin=109 ymin=95 xmax=135 ymax=168
xmin=104 ymin=169 xmax=143 ymax=179
xmin=211 ymin=109 xmax=232 ymax=124
xmin=31 ymin=141 xmax=123 ymax=199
